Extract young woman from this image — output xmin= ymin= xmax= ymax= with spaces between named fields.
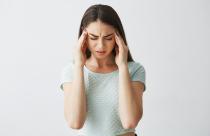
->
xmin=60 ymin=4 xmax=146 ymax=136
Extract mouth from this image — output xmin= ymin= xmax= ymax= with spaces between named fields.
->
xmin=96 ymin=51 xmax=106 ymax=55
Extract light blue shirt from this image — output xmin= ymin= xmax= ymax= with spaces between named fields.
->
xmin=59 ymin=60 xmax=146 ymax=136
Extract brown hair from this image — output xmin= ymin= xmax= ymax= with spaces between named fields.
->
xmin=78 ymin=4 xmax=134 ymax=62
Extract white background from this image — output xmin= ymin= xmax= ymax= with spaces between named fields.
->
xmin=0 ymin=0 xmax=209 ymax=136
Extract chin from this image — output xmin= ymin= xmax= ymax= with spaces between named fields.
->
xmin=94 ymin=52 xmax=110 ymax=59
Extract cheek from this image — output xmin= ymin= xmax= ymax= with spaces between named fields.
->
xmin=106 ymin=40 xmax=116 ymax=49
xmin=87 ymin=40 xmax=96 ymax=50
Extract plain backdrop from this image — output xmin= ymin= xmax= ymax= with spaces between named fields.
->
xmin=0 ymin=0 xmax=209 ymax=136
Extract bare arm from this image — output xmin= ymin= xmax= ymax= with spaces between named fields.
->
xmin=118 ymin=64 xmax=144 ymax=129
xmin=63 ymin=64 xmax=87 ymax=129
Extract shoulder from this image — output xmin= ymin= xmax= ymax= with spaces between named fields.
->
xmin=61 ymin=59 xmax=74 ymax=73
xmin=128 ymin=61 xmax=145 ymax=73
xmin=128 ymin=61 xmax=146 ymax=91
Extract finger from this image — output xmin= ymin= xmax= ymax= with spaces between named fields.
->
xmin=82 ymin=41 xmax=88 ymax=53
xmin=115 ymin=29 xmax=120 ymax=36
xmin=114 ymin=32 xmax=119 ymax=44
xmin=79 ymin=30 xmax=88 ymax=47
xmin=78 ymin=32 xmax=86 ymax=44
xmin=115 ymin=32 xmax=123 ymax=52
xmin=116 ymin=32 xmax=127 ymax=50
xmin=82 ymin=31 xmax=88 ymax=49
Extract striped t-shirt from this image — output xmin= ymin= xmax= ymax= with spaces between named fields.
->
xmin=59 ymin=60 xmax=146 ymax=136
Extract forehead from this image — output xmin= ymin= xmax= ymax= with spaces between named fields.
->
xmin=86 ymin=20 xmax=115 ymax=36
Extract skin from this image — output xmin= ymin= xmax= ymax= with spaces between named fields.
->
xmin=85 ymin=20 xmax=117 ymax=68
xmin=63 ymin=20 xmax=144 ymax=136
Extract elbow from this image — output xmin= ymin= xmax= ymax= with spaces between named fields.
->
xmin=64 ymin=111 xmax=87 ymax=130
xmin=65 ymin=113 xmax=87 ymax=129
xmin=68 ymin=121 xmax=85 ymax=130
xmin=122 ymin=120 xmax=138 ymax=129
xmin=122 ymin=113 xmax=143 ymax=129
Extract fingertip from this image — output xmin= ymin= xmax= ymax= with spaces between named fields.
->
xmin=115 ymin=30 xmax=119 ymax=36
xmin=82 ymin=31 xmax=87 ymax=36
xmin=114 ymin=33 xmax=117 ymax=38
xmin=85 ymin=30 xmax=88 ymax=35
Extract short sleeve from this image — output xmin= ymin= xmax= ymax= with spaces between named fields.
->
xmin=59 ymin=62 xmax=74 ymax=91
xmin=130 ymin=62 xmax=146 ymax=92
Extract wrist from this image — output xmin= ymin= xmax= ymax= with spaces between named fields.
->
xmin=118 ymin=63 xmax=128 ymax=71
xmin=73 ymin=64 xmax=84 ymax=69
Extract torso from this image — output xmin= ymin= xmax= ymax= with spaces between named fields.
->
xmin=85 ymin=61 xmax=118 ymax=73
xmin=119 ymin=132 xmax=135 ymax=136
xmin=84 ymin=60 xmax=136 ymax=136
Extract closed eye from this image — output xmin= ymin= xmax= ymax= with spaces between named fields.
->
xmin=105 ymin=38 xmax=112 ymax=40
xmin=89 ymin=37 xmax=112 ymax=40
xmin=90 ymin=37 xmax=97 ymax=40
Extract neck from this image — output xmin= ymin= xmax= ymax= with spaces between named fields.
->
xmin=87 ymin=54 xmax=116 ymax=68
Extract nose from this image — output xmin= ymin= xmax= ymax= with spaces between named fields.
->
xmin=97 ymin=39 xmax=105 ymax=49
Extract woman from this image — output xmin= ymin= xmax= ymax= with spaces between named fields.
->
xmin=59 ymin=4 xmax=146 ymax=136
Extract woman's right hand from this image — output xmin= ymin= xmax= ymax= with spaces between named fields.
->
xmin=73 ymin=29 xmax=88 ymax=67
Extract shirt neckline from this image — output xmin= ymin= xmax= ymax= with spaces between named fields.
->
xmin=84 ymin=64 xmax=119 ymax=76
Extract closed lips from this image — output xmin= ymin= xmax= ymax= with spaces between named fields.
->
xmin=96 ymin=51 xmax=106 ymax=53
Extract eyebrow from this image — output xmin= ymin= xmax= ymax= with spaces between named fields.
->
xmin=89 ymin=33 xmax=114 ymax=37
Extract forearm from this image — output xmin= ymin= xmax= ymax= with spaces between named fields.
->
xmin=118 ymin=64 xmax=141 ymax=128
xmin=64 ymin=65 xmax=86 ymax=128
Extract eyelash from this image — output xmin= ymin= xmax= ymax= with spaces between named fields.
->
xmin=90 ymin=38 xmax=112 ymax=41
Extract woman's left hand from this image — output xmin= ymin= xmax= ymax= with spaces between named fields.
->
xmin=114 ymin=31 xmax=128 ymax=67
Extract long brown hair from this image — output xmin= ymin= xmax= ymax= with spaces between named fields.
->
xmin=78 ymin=4 xmax=134 ymax=62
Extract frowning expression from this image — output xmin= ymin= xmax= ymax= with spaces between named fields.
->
xmin=85 ymin=20 xmax=116 ymax=58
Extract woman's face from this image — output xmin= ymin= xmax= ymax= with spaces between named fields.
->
xmin=85 ymin=20 xmax=116 ymax=59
